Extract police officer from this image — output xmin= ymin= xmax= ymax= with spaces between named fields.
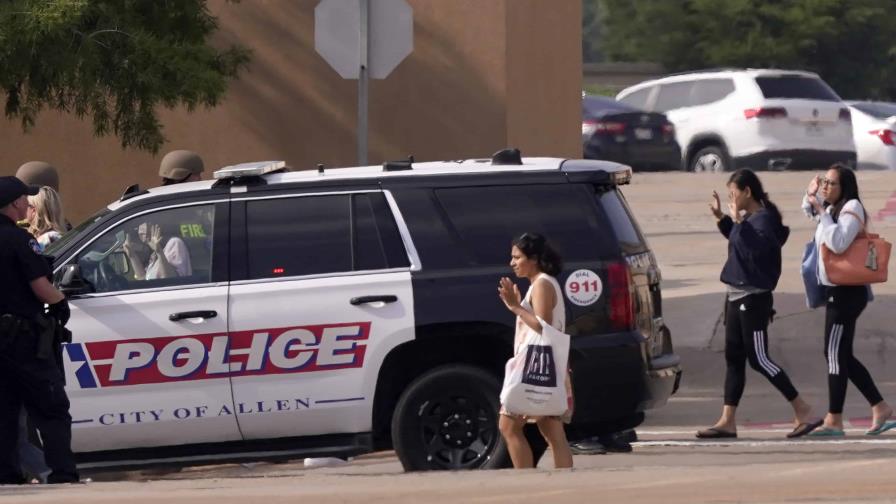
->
xmin=0 ymin=176 xmax=78 ymax=484
xmin=158 ymin=150 xmax=204 ymax=186
xmin=157 ymin=150 xmax=211 ymax=247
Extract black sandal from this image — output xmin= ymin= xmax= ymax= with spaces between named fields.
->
xmin=695 ymin=427 xmax=737 ymax=439
xmin=786 ymin=419 xmax=823 ymax=438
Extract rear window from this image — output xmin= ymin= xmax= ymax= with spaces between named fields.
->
xmin=851 ymin=102 xmax=896 ymax=119
xmin=597 ymin=189 xmax=648 ymax=254
xmin=755 ymin=75 xmax=840 ymax=101
xmin=434 ymin=184 xmax=618 ymax=265
xmin=583 ymin=96 xmax=638 ymax=116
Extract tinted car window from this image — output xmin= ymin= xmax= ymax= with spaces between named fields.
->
xmin=597 ymin=189 xmax=648 ymax=254
xmin=851 ymin=102 xmax=896 ymax=119
xmin=618 ymin=87 xmax=652 ymax=109
xmin=654 ymin=81 xmax=695 ymax=112
xmin=692 ymin=79 xmax=735 ymax=106
xmin=434 ymin=184 xmax=617 ymax=265
xmin=755 ymin=76 xmax=840 ymax=101
xmin=583 ymin=96 xmax=638 ymax=117
xmin=247 ymin=195 xmax=352 ymax=278
xmin=72 ymin=204 xmax=214 ymax=293
xmin=246 ymin=193 xmax=408 ymax=280
xmin=353 ymin=193 xmax=410 ymax=270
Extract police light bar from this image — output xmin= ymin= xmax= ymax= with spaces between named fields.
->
xmin=612 ymin=167 xmax=632 ymax=185
xmin=559 ymin=159 xmax=632 ymax=185
xmin=213 ymin=161 xmax=286 ymax=180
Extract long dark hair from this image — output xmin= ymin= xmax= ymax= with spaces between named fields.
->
xmin=512 ymin=232 xmax=563 ymax=276
xmin=824 ymin=163 xmax=865 ymax=221
xmin=727 ymin=168 xmax=782 ymax=222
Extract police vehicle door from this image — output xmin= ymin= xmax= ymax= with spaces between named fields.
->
xmin=227 ymin=191 xmax=415 ymax=439
xmin=59 ymin=201 xmax=239 ymax=452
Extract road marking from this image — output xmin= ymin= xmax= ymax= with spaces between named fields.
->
xmin=638 ymin=426 xmax=872 ymax=435
xmin=635 ymin=439 xmax=896 ymax=447
xmin=874 ymin=190 xmax=896 ymax=221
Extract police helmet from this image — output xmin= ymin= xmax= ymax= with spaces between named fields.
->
xmin=159 ymin=150 xmax=204 ymax=182
xmin=16 ymin=161 xmax=60 ymax=192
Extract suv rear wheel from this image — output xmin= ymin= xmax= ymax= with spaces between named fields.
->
xmin=690 ymin=146 xmax=728 ymax=173
xmin=392 ymin=364 xmax=507 ymax=471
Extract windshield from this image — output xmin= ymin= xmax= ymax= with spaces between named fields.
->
xmin=44 ymin=208 xmax=113 ymax=257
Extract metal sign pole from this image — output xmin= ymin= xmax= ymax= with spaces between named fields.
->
xmin=358 ymin=0 xmax=369 ymax=165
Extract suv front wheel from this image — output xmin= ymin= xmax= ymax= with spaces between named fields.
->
xmin=690 ymin=146 xmax=728 ymax=173
xmin=392 ymin=364 xmax=508 ymax=471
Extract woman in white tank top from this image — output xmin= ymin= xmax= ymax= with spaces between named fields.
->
xmin=497 ymin=233 xmax=573 ymax=469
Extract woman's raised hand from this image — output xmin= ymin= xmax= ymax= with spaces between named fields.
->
xmin=709 ymin=190 xmax=723 ymax=219
xmin=807 ymin=193 xmax=824 ymax=214
xmin=497 ymin=277 xmax=521 ymax=312
xmin=122 ymin=232 xmax=134 ymax=256
xmin=807 ymin=174 xmax=821 ymax=196
xmin=148 ymin=224 xmax=164 ymax=253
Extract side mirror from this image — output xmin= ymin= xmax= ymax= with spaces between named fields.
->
xmin=56 ymin=264 xmax=94 ymax=296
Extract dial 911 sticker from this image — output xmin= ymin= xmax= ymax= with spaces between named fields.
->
xmin=564 ymin=269 xmax=603 ymax=306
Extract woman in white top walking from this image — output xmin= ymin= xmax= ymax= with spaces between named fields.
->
xmin=497 ymin=233 xmax=573 ymax=469
xmin=803 ymin=164 xmax=895 ymax=436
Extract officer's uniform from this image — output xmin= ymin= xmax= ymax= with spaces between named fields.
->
xmin=0 ymin=180 xmax=78 ymax=484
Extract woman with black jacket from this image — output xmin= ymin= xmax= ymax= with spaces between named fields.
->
xmin=697 ymin=169 xmax=819 ymax=439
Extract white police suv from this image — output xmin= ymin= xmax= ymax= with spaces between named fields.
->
xmin=47 ymin=152 xmax=681 ymax=471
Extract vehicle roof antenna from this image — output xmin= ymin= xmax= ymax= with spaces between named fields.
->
xmin=317 ymin=163 xmax=325 ymax=175
xmin=383 ymin=159 xmax=413 ymax=172
xmin=119 ymin=183 xmax=148 ymax=202
xmin=491 ymin=148 xmax=522 ymax=165
xmin=121 ymin=183 xmax=140 ymax=198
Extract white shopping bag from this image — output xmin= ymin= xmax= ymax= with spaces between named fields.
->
xmin=499 ymin=316 xmax=570 ymax=417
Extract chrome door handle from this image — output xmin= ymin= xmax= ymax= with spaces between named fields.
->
xmin=169 ymin=310 xmax=218 ymax=322
xmin=350 ymin=295 xmax=398 ymax=306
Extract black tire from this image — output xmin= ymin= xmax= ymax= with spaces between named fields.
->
xmin=689 ymin=146 xmax=729 ymax=173
xmin=391 ymin=364 xmax=545 ymax=471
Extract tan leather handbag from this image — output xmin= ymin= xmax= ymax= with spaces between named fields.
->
xmin=821 ymin=211 xmax=891 ymax=285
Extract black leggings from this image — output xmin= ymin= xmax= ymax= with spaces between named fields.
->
xmin=824 ymin=285 xmax=883 ymax=414
xmin=724 ymin=292 xmax=799 ymax=406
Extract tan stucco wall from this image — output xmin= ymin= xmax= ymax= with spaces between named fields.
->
xmin=0 ymin=0 xmax=581 ymax=222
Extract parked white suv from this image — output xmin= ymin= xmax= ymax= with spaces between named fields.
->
xmin=616 ymin=69 xmax=856 ymax=172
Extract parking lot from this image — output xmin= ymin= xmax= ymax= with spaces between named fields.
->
xmin=3 ymin=169 xmax=895 ymax=503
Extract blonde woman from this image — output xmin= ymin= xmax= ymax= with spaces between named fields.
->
xmin=26 ymin=186 xmax=66 ymax=251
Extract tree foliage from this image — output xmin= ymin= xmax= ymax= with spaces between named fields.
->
xmin=0 ymin=0 xmax=251 ymax=152
xmin=582 ymin=0 xmax=603 ymax=63
xmin=599 ymin=0 xmax=896 ymax=99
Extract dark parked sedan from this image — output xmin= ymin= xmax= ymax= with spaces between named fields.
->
xmin=582 ymin=95 xmax=682 ymax=170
